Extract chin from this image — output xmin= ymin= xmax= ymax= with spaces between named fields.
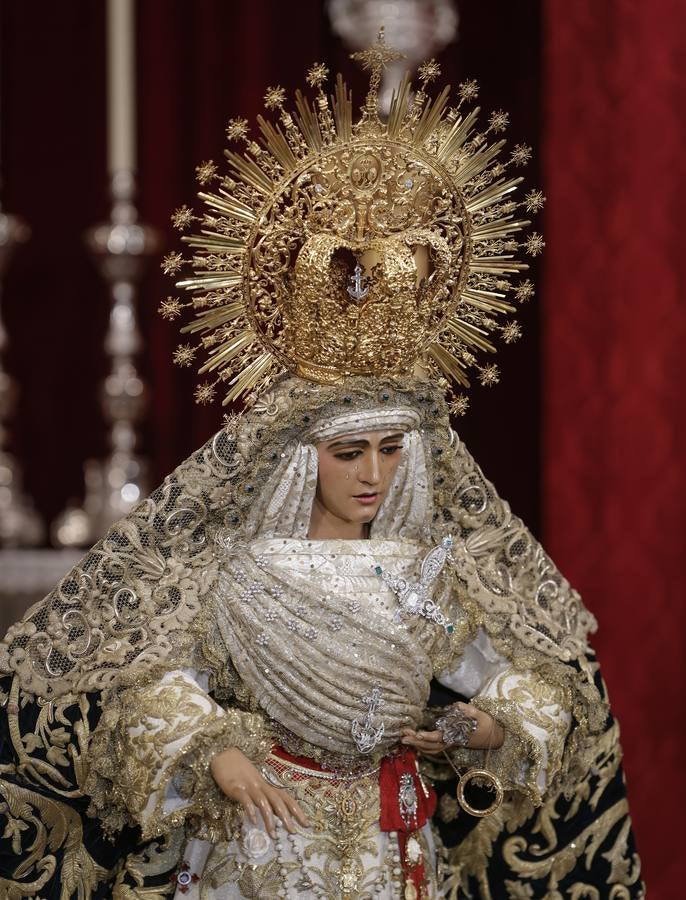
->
xmin=349 ymin=504 xmax=382 ymax=524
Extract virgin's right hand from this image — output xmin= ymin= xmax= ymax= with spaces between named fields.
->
xmin=210 ymin=747 xmax=309 ymax=838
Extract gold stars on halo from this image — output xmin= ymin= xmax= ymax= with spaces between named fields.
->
xmin=418 ymin=59 xmax=441 ymax=84
xmin=173 ymin=343 xmax=196 ymax=367
xmin=488 ymin=110 xmax=509 ymax=133
xmin=171 ymin=205 xmax=195 ymax=231
xmin=525 ymin=233 xmax=545 ymax=256
xmin=226 ymin=117 xmax=249 ymax=141
xmin=161 ymin=252 xmax=184 ymax=275
xmin=306 ymin=62 xmax=329 ymax=88
xmin=479 ymin=364 xmax=501 ymax=387
xmin=194 ymin=382 xmax=216 ymax=405
xmin=449 ymin=395 xmax=470 ymax=416
xmin=515 ymin=279 xmax=535 ymax=303
xmin=264 ymin=85 xmax=286 ymax=109
xmin=524 ymin=189 xmax=546 ymax=213
xmin=458 ymin=79 xmax=479 ymax=103
xmin=511 ymin=143 xmax=532 ymax=166
xmin=158 ymin=297 xmax=183 ymax=320
xmin=158 ymin=36 xmax=542 ymax=409
xmin=195 ymin=160 xmax=218 ymax=184
xmin=501 ymin=321 xmax=522 ymax=344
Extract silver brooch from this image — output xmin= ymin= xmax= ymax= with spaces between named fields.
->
xmin=351 ymin=687 xmax=385 ymax=754
xmin=374 ymin=536 xmax=455 ymax=634
xmin=398 ymin=773 xmax=418 ymax=829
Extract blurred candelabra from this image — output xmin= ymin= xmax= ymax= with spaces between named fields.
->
xmin=328 ymin=0 xmax=458 ymax=112
xmin=53 ymin=0 xmax=160 ymax=546
xmin=0 ymin=209 xmax=44 ymax=546
xmin=52 ymin=172 xmax=160 ymax=546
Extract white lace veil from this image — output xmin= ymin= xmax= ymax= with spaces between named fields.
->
xmin=0 ymin=375 xmax=598 ymax=706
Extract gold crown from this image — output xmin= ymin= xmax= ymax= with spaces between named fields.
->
xmin=161 ymin=29 xmax=544 ymax=413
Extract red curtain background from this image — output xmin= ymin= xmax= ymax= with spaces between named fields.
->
xmin=543 ymin=1 xmax=686 ymax=894
xmin=1 ymin=0 xmax=682 ymax=894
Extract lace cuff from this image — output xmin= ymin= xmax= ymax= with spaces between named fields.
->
xmin=85 ymin=668 xmax=273 ymax=841
xmin=446 ymin=670 xmax=571 ymax=806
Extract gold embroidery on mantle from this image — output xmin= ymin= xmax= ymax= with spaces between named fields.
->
xmin=441 ymin=721 xmax=643 ymax=900
xmin=0 ymin=778 xmax=114 ymax=899
xmin=111 ymin=832 xmax=183 ymax=899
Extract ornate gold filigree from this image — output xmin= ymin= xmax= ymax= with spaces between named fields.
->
xmin=442 ymin=714 xmax=643 ymax=900
xmin=0 ymin=776 xmax=114 ymax=898
xmin=84 ymin=671 xmax=272 ymax=841
xmin=163 ymin=32 xmax=543 ymax=406
xmin=198 ymin=751 xmax=420 ymax=898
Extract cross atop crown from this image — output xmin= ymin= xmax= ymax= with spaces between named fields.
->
xmin=351 ymin=26 xmax=405 ymax=112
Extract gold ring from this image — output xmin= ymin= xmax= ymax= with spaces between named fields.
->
xmin=456 ymin=767 xmax=504 ymax=817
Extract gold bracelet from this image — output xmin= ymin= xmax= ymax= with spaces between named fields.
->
xmin=442 ymin=714 xmax=504 ymax=818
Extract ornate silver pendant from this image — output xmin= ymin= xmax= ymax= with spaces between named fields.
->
xmin=351 ymin=686 xmax=386 ymax=754
xmin=398 ymin=773 xmax=419 ymax=829
xmin=375 ymin=536 xmax=455 ymax=634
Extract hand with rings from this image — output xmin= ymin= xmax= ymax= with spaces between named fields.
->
xmin=400 ymin=701 xmax=504 ymax=754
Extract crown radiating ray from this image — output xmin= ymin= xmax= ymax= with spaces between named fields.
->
xmin=161 ymin=31 xmax=543 ymax=408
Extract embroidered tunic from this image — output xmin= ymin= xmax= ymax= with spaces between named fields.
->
xmin=113 ymin=538 xmax=569 ymax=899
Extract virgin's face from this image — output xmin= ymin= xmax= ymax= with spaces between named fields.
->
xmin=314 ymin=429 xmax=405 ymax=528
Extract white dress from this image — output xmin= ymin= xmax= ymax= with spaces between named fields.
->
xmin=119 ymin=538 xmax=569 ymax=899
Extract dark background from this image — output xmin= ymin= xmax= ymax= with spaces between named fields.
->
xmin=2 ymin=1 xmax=685 ymax=895
xmin=0 ymin=0 xmax=541 ymax=531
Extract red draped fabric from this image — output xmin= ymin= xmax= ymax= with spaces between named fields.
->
xmin=542 ymin=2 xmax=686 ymax=894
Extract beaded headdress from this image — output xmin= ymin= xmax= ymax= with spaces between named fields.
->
xmin=160 ymin=29 xmax=544 ymax=413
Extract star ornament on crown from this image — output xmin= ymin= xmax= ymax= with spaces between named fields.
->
xmin=161 ymin=28 xmax=544 ymax=411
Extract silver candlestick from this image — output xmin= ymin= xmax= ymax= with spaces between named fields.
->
xmin=52 ymin=171 xmax=160 ymax=546
xmin=0 ymin=210 xmax=44 ymax=547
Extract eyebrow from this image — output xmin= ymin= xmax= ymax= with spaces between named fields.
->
xmin=326 ymin=432 xmax=405 ymax=450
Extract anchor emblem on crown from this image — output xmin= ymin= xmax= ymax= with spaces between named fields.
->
xmin=347 ymin=261 xmax=370 ymax=302
xmin=164 ymin=27 xmax=541 ymax=407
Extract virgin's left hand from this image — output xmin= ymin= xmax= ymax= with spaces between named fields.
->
xmin=400 ymin=702 xmax=504 ymax=754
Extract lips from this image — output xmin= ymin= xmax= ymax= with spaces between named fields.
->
xmin=353 ymin=492 xmax=380 ymax=506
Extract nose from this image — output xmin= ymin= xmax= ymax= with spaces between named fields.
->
xmin=358 ymin=450 xmax=381 ymax=486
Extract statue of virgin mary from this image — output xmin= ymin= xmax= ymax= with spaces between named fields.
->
xmin=0 ymin=34 xmax=643 ymax=900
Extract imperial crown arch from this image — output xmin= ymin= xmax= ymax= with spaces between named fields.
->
xmin=165 ymin=28 xmax=542 ymax=411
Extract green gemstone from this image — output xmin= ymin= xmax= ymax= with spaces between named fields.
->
xmin=374 ymin=566 xmax=383 ymax=575
xmin=446 ymin=624 xmax=454 ymax=634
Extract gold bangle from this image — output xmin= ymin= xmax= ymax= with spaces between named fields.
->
xmin=442 ymin=712 xmax=504 ymax=818
xmin=456 ymin=767 xmax=504 ymax=817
